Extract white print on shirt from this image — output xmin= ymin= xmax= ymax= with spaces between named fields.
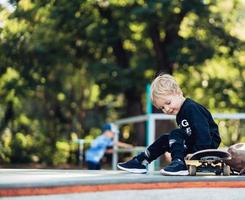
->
xmin=169 ymin=139 xmax=176 ymax=147
xmin=179 ymin=119 xmax=192 ymax=136
xmin=185 ymin=127 xmax=192 ymax=136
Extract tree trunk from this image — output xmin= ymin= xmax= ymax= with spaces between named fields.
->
xmin=0 ymin=101 xmax=14 ymax=133
xmin=97 ymin=6 xmax=145 ymax=144
xmin=149 ymin=22 xmax=173 ymax=75
xmin=124 ymin=89 xmax=145 ymax=145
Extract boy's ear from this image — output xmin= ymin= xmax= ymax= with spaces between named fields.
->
xmin=175 ymin=90 xmax=183 ymax=96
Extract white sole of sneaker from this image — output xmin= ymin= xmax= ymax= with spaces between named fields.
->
xmin=117 ymin=164 xmax=147 ymax=174
xmin=160 ymin=169 xmax=189 ymax=176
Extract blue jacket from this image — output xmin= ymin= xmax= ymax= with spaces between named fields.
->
xmin=85 ymin=135 xmax=113 ymax=163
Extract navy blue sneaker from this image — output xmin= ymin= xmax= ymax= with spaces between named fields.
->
xmin=160 ymin=159 xmax=189 ymax=176
xmin=117 ymin=157 xmax=147 ymax=174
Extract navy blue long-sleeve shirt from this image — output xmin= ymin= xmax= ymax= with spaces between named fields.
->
xmin=176 ymin=98 xmax=221 ymax=152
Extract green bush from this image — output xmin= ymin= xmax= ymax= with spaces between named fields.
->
xmin=52 ymin=140 xmax=70 ymax=166
xmin=0 ymin=128 xmax=12 ymax=163
xmin=11 ymin=132 xmax=34 ymax=163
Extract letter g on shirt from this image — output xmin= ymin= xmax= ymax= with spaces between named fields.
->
xmin=181 ymin=119 xmax=189 ymax=127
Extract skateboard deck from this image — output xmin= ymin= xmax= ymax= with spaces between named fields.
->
xmin=185 ymin=149 xmax=232 ymax=176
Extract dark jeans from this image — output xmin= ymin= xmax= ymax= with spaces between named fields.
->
xmin=145 ymin=128 xmax=219 ymax=162
xmin=86 ymin=161 xmax=101 ymax=170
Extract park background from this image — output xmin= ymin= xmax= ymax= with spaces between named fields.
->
xmin=0 ymin=0 xmax=244 ymax=168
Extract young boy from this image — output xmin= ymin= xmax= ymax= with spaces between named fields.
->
xmin=117 ymin=74 xmax=221 ymax=175
xmin=85 ymin=123 xmax=132 ymax=170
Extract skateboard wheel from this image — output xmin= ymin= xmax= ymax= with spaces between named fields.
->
xmin=223 ymin=165 xmax=231 ymax=176
xmin=189 ymin=165 xmax=197 ymax=176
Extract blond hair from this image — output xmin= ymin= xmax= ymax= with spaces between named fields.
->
xmin=150 ymin=74 xmax=182 ymax=106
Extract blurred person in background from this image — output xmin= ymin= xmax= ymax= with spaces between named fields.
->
xmin=85 ymin=123 xmax=133 ymax=170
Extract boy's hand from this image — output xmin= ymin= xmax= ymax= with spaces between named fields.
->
xmin=105 ymin=149 xmax=113 ymax=154
xmin=117 ymin=142 xmax=134 ymax=148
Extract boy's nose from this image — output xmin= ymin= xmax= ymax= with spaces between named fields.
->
xmin=165 ymin=106 xmax=170 ymax=111
xmin=162 ymin=107 xmax=169 ymax=113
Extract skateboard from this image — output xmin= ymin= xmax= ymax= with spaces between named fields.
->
xmin=185 ymin=149 xmax=232 ymax=176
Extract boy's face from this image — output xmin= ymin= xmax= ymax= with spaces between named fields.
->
xmin=105 ymin=130 xmax=114 ymax=138
xmin=154 ymin=93 xmax=185 ymax=115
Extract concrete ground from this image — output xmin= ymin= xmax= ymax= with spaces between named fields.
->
xmin=0 ymin=169 xmax=244 ymax=199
